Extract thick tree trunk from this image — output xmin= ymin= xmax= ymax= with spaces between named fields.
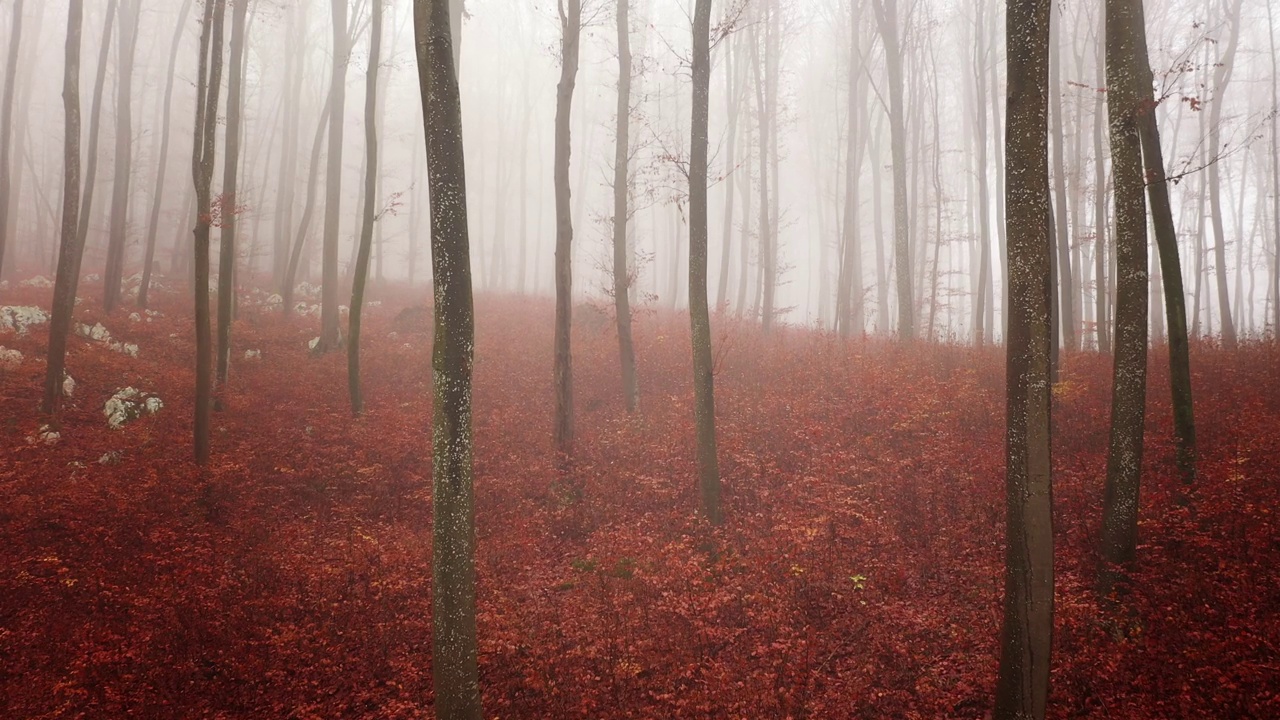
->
xmin=612 ymin=0 xmax=638 ymax=413
xmin=689 ymin=0 xmax=722 ymax=526
xmin=349 ymin=0 xmax=383 ymax=416
xmin=217 ymin=0 xmax=249 ymax=388
xmin=1099 ymin=0 xmax=1149 ymax=601
xmin=993 ymin=0 xmax=1054 ymax=716
xmin=319 ymin=0 xmax=350 ymax=352
xmin=41 ymin=0 xmax=85 ymax=415
xmin=192 ymin=0 xmax=227 ymax=465
xmin=415 ymin=1 xmax=480 ymax=716
xmin=139 ymin=0 xmax=194 ymax=309
xmin=0 ymin=0 xmax=24 ymax=281
xmin=553 ymin=0 xmax=582 ymax=458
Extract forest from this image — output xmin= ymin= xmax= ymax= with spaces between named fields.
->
xmin=0 ymin=0 xmax=1277 ymax=718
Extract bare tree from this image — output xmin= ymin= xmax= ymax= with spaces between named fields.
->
xmin=1269 ymin=1 xmax=1280 ymax=335
xmin=349 ymin=0 xmax=384 ymax=415
xmin=319 ymin=0 xmax=352 ymax=352
xmin=612 ymin=0 xmax=639 ymax=413
xmin=192 ymin=0 xmax=228 ymax=465
xmin=217 ymin=0 xmax=250 ymax=388
xmin=553 ymin=0 xmax=583 ymax=458
xmin=139 ymin=0 xmax=195 ymax=308
xmin=415 ymin=0 xmax=480 ymax=715
xmin=103 ymin=0 xmax=141 ymax=313
xmin=689 ymin=0 xmax=722 ymax=525
xmin=871 ymin=0 xmax=914 ymax=340
xmin=75 ymin=0 xmax=118 ymax=274
xmin=993 ymin=0 xmax=1054 ymax=715
xmin=41 ymin=0 xmax=85 ymax=415
xmin=1206 ymin=0 xmax=1245 ymax=350
xmin=1099 ymin=0 xmax=1149 ymax=602
xmin=0 ymin=0 xmax=23 ymax=282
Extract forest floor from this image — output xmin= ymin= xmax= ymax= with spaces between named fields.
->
xmin=1 ymin=278 xmax=1278 ymax=719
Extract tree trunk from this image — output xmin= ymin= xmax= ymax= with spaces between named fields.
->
xmin=0 ymin=0 xmax=24 ymax=281
xmin=1093 ymin=8 xmax=1111 ymax=353
xmin=282 ymin=90 xmax=334 ymax=312
xmin=837 ymin=0 xmax=867 ymax=339
xmin=103 ymin=0 xmax=140 ymax=313
xmin=716 ymin=34 xmax=737 ymax=311
xmin=192 ymin=0 xmax=227 ymax=465
xmin=415 ymin=1 xmax=480 ymax=716
xmin=1130 ymin=4 xmax=1195 ymax=485
xmin=1099 ymin=0 xmax=1149 ymax=601
xmin=553 ymin=0 xmax=582 ymax=458
xmin=612 ymin=0 xmax=638 ymax=413
xmin=1049 ymin=12 xmax=1075 ymax=354
xmin=349 ymin=0 xmax=383 ymax=416
xmin=217 ymin=0 xmax=249 ymax=388
xmin=75 ymin=0 xmax=118 ymax=274
xmin=1206 ymin=0 xmax=1244 ymax=350
xmin=139 ymin=0 xmax=194 ymax=309
xmin=993 ymin=0 xmax=1054 ymax=716
xmin=319 ymin=0 xmax=350 ymax=352
xmin=274 ymin=2 xmax=307 ymax=290
xmin=689 ymin=0 xmax=722 ymax=526
xmin=41 ymin=0 xmax=85 ymax=415
xmin=973 ymin=0 xmax=993 ymax=346
xmin=1269 ymin=2 xmax=1280 ymax=335
xmin=872 ymin=0 xmax=914 ymax=340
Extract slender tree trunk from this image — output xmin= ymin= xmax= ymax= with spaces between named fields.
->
xmin=349 ymin=0 xmax=383 ymax=416
xmin=994 ymin=0 xmax=1054 ymax=714
xmin=1050 ymin=11 xmax=1075 ymax=354
xmin=749 ymin=18 xmax=772 ymax=329
xmin=139 ymin=0 xmax=194 ymax=309
xmin=1269 ymin=1 xmax=1280 ymax=335
xmin=1099 ymin=0 xmax=1149 ymax=601
xmin=988 ymin=3 xmax=1004 ymax=339
xmin=41 ymin=0 xmax=85 ymax=415
xmin=319 ymin=0 xmax=350 ymax=351
xmin=716 ymin=35 xmax=736 ymax=311
xmin=1094 ymin=10 xmax=1111 ymax=353
xmin=274 ymin=3 xmax=307 ymax=290
xmin=416 ymin=1 xmax=480 ymax=716
xmin=217 ymin=0 xmax=249 ymax=387
xmin=1206 ymin=0 xmax=1244 ymax=350
xmin=103 ymin=0 xmax=140 ymax=313
xmin=689 ymin=0 xmax=721 ymax=525
xmin=0 ymin=0 xmax=24 ymax=281
xmin=553 ymin=0 xmax=582 ymax=458
xmin=193 ymin=0 xmax=228 ymax=465
xmin=837 ymin=0 xmax=867 ymax=339
xmin=75 ymin=0 xmax=118 ymax=273
xmin=973 ymin=0 xmax=993 ymax=346
xmin=282 ymin=91 xmax=334 ymax=311
xmin=612 ymin=0 xmax=638 ymax=412
xmin=872 ymin=0 xmax=914 ymax=339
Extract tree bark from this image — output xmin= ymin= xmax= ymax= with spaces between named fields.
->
xmin=282 ymin=91 xmax=334 ymax=312
xmin=415 ymin=1 xmax=480 ymax=716
xmin=139 ymin=0 xmax=194 ymax=309
xmin=993 ymin=0 xmax=1054 ymax=715
xmin=319 ymin=0 xmax=350 ymax=352
xmin=1270 ymin=1 xmax=1280 ymax=335
xmin=75 ymin=0 xmax=118 ymax=274
xmin=1049 ymin=11 xmax=1075 ymax=354
xmin=1206 ymin=0 xmax=1244 ymax=350
xmin=0 ymin=0 xmax=24 ymax=281
xmin=41 ymin=0 xmax=85 ymax=415
xmin=192 ymin=0 xmax=228 ymax=465
xmin=103 ymin=0 xmax=140 ymax=313
xmin=689 ymin=0 xmax=722 ymax=526
xmin=612 ymin=0 xmax=639 ymax=413
xmin=553 ymin=0 xmax=582 ymax=458
xmin=217 ymin=0 xmax=249 ymax=388
xmin=872 ymin=0 xmax=914 ymax=340
xmin=349 ymin=0 xmax=383 ymax=416
xmin=973 ymin=0 xmax=993 ymax=346
xmin=1099 ymin=0 xmax=1149 ymax=601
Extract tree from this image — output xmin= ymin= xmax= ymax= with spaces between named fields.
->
xmin=218 ymin=0 xmax=250 ymax=388
xmin=612 ymin=0 xmax=639 ymax=413
xmin=75 ymin=0 xmax=118 ymax=276
xmin=1049 ymin=12 xmax=1076 ymax=355
xmin=689 ymin=0 xmax=722 ymax=525
xmin=349 ymin=0 xmax=384 ymax=415
xmin=415 ymin=0 xmax=480 ymax=716
xmin=192 ymin=0 xmax=228 ymax=465
xmin=971 ymin=0 xmax=994 ymax=347
xmin=553 ymin=0 xmax=583 ymax=457
xmin=0 ymin=0 xmax=23 ymax=282
xmin=1099 ymin=0 xmax=1149 ymax=600
xmin=103 ymin=0 xmax=141 ymax=313
xmin=993 ymin=0 xmax=1054 ymax=715
xmin=41 ymin=0 xmax=85 ymax=415
xmin=871 ymin=0 xmax=914 ymax=340
xmin=319 ymin=0 xmax=351 ymax=352
xmin=139 ymin=0 xmax=195 ymax=309
xmin=1268 ymin=0 xmax=1280 ymax=335
xmin=836 ymin=0 xmax=868 ymax=339
xmin=1128 ymin=0 xmax=1195 ymax=485
xmin=1206 ymin=0 xmax=1245 ymax=350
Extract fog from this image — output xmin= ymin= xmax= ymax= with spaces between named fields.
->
xmin=2 ymin=0 xmax=1276 ymax=341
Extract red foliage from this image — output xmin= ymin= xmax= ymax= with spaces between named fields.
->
xmin=1 ymin=280 xmax=1277 ymax=718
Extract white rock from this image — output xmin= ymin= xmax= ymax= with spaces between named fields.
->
xmin=244 ymin=349 xmax=262 ymax=360
xmin=26 ymin=425 xmax=60 ymax=446
xmin=105 ymin=387 xmax=161 ymax=429
xmin=129 ymin=313 xmax=142 ymax=322
xmin=76 ymin=322 xmax=112 ymax=342
xmin=62 ymin=374 xmax=76 ymax=397
xmin=20 ymin=275 xmax=55 ymax=288
xmin=0 ymin=347 xmax=22 ymax=370
xmin=1 ymin=305 xmax=50 ymax=336
xmin=308 ymin=337 xmax=320 ymax=351
xmin=82 ymin=273 xmax=101 ymax=283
